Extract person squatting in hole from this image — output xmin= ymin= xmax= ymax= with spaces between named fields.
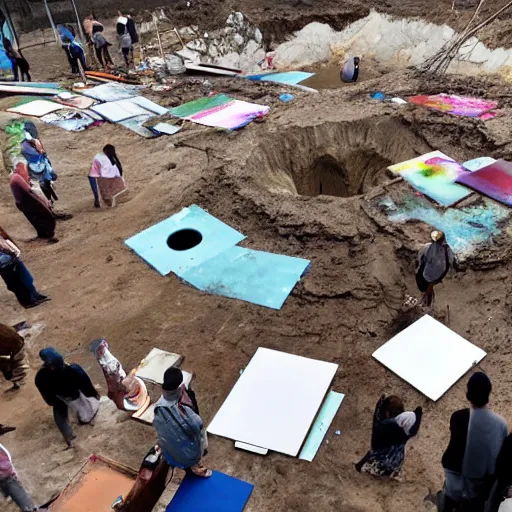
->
xmin=341 ymin=56 xmax=360 ymax=83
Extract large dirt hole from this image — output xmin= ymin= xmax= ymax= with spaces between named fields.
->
xmin=245 ymin=117 xmax=433 ymax=198
xmin=299 ymin=152 xmax=392 ymax=197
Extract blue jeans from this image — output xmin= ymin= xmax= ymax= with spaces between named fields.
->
xmin=0 ymin=259 xmax=42 ymax=307
xmin=0 ymin=475 xmax=35 ymax=511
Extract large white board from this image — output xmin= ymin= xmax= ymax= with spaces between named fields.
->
xmin=373 ymin=315 xmax=486 ymax=401
xmin=207 ymin=348 xmax=338 ymax=457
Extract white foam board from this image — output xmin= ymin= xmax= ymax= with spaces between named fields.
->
xmin=8 ymin=99 xmax=63 ymax=117
xmin=373 ymin=315 xmax=486 ymax=401
xmin=234 ymin=442 xmax=268 ymax=455
xmin=207 ymin=348 xmax=338 ymax=457
xmin=91 ymin=98 xmax=153 ymax=122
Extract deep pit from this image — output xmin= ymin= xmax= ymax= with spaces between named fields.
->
xmin=244 ymin=117 xmax=433 ymax=198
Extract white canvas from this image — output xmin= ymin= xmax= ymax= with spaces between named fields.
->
xmin=91 ymin=98 xmax=153 ymax=122
xmin=8 ymin=100 xmax=63 ymax=117
xmin=373 ymin=315 xmax=486 ymax=401
xmin=207 ymin=348 xmax=338 ymax=456
xmin=135 ymin=348 xmax=183 ymax=384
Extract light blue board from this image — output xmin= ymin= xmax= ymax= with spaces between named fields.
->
xmin=250 ymin=71 xmax=314 ymax=85
xmin=299 ymin=391 xmax=344 ymax=462
xmin=462 ymin=157 xmax=496 ymax=172
xmin=181 ymin=246 xmax=310 ymax=309
xmin=125 ymin=205 xmax=246 ymax=276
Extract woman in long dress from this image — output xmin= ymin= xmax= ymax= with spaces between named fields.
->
xmin=89 ymin=144 xmax=127 ymax=208
xmin=10 ymin=161 xmax=57 ymax=242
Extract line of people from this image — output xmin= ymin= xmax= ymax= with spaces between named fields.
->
xmin=356 ymin=372 xmax=511 ymax=512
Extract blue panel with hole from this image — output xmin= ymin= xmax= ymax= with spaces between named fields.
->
xmin=125 ymin=205 xmax=246 ymax=276
xmin=181 ymin=246 xmax=310 ymax=309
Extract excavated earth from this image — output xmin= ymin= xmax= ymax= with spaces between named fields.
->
xmin=2 ymin=32 xmax=512 ymax=512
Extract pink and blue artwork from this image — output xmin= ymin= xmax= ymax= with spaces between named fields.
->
xmin=456 ymin=159 xmax=512 ymax=207
xmin=388 ymin=151 xmax=472 ymax=207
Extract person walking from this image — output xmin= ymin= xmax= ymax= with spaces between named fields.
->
xmin=0 ymin=425 xmax=37 ymax=511
xmin=153 ymin=367 xmax=211 ymax=478
xmin=89 ymin=144 xmax=127 ymax=207
xmin=439 ymin=372 xmax=508 ymax=512
xmin=355 ymin=394 xmax=422 ymax=479
xmin=0 ymin=226 xmax=49 ymax=309
xmin=116 ymin=16 xmax=133 ymax=67
xmin=35 ymin=348 xmax=100 ymax=448
xmin=416 ymin=230 xmax=457 ymax=306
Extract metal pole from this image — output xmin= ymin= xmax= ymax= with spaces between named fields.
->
xmin=70 ymin=0 xmax=86 ymax=43
xmin=43 ymin=0 xmax=59 ymax=43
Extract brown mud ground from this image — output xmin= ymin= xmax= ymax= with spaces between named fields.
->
xmin=2 ymin=40 xmax=512 ymax=512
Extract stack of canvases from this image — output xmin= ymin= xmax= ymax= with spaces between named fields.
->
xmin=388 ymin=151 xmax=512 ymax=208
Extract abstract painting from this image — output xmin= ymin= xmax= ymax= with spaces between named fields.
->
xmin=408 ymin=94 xmax=498 ymax=119
xmin=171 ymin=94 xmax=270 ymax=130
xmin=388 ymin=151 xmax=472 ymax=207
xmin=456 ymin=159 xmax=512 ymax=206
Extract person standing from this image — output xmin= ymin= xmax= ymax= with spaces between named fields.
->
xmin=92 ymin=26 xmax=114 ymax=69
xmin=0 ymin=324 xmax=29 ymax=389
xmin=10 ymin=161 xmax=57 ymax=242
xmin=0 ymin=425 xmax=37 ymax=512
xmin=116 ymin=16 xmax=133 ymax=67
xmin=153 ymin=367 xmax=211 ymax=478
xmin=89 ymin=145 xmax=127 ymax=208
xmin=355 ymin=394 xmax=422 ymax=479
xmin=0 ymin=226 xmax=49 ymax=309
xmin=440 ymin=372 xmax=508 ymax=512
xmin=416 ymin=230 xmax=456 ymax=306
xmin=35 ymin=348 xmax=100 ymax=448
xmin=2 ymin=38 xmax=31 ymax=82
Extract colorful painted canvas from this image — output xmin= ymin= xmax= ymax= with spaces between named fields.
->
xmin=170 ymin=94 xmax=270 ymax=130
xmin=456 ymin=159 xmax=512 ymax=206
xmin=379 ymin=193 xmax=510 ymax=257
xmin=388 ymin=151 xmax=472 ymax=207
xmin=408 ymin=94 xmax=498 ymax=119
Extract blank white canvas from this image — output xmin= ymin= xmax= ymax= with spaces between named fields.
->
xmin=91 ymin=98 xmax=152 ymax=122
xmin=8 ymin=100 xmax=63 ymax=117
xmin=135 ymin=348 xmax=182 ymax=384
xmin=373 ymin=315 xmax=486 ymax=401
xmin=207 ymin=348 xmax=338 ymax=456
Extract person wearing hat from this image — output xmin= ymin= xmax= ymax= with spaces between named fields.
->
xmin=439 ymin=372 xmax=508 ymax=511
xmin=153 ymin=367 xmax=211 ymax=478
xmin=416 ymin=230 xmax=457 ymax=307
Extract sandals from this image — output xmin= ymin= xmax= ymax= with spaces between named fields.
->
xmin=190 ymin=463 xmax=212 ymax=478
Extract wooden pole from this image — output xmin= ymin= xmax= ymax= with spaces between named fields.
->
xmin=153 ymin=14 xmax=165 ymax=60
xmin=43 ymin=0 xmax=59 ymax=44
xmin=70 ymin=0 xmax=86 ymax=43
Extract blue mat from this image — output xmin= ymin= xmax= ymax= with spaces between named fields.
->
xmin=166 ymin=470 xmax=254 ymax=512
xmin=181 ymin=246 xmax=310 ymax=309
xmin=247 ymin=71 xmax=314 ymax=85
xmin=125 ymin=205 xmax=245 ymax=276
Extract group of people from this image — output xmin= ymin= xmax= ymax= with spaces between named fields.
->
xmin=356 ymin=372 xmax=512 ymax=512
xmin=0 ymin=337 xmax=211 ymax=511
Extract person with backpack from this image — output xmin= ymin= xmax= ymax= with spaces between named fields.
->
xmin=116 ymin=16 xmax=133 ymax=67
xmin=153 ymin=367 xmax=211 ymax=478
xmin=416 ymin=230 xmax=457 ymax=306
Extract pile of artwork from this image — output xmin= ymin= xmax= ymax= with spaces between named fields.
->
xmin=388 ymin=151 xmax=472 ymax=207
xmin=408 ymin=94 xmax=498 ymax=119
xmin=456 ymin=159 xmax=512 ymax=207
xmin=373 ymin=315 xmax=486 ymax=401
xmin=170 ymin=94 xmax=270 ymax=130
xmin=207 ymin=347 xmax=342 ymax=460
xmin=125 ymin=205 xmax=309 ymax=309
